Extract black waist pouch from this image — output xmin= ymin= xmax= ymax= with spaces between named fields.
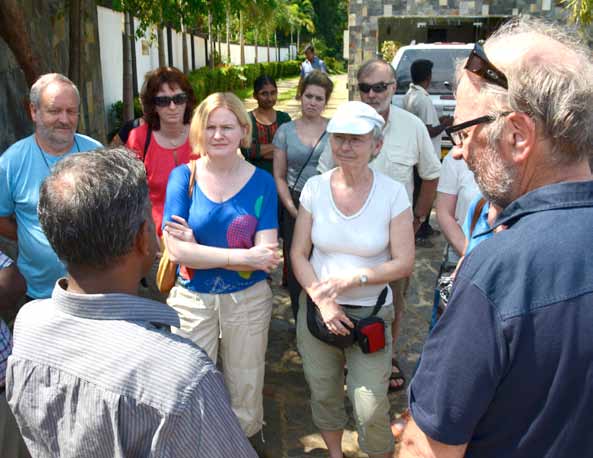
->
xmin=306 ymin=287 xmax=388 ymax=352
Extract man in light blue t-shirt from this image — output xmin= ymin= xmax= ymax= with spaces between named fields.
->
xmin=0 ymin=73 xmax=102 ymax=299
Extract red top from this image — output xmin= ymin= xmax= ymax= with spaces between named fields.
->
xmin=126 ymin=123 xmax=192 ymax=236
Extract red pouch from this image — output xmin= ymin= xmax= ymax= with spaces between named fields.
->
xmin=356 ymin=316 xmax=386 ymax=354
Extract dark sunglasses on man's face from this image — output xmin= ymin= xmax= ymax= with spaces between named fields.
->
xmin=465 ymin=42 xmax=508 ymax=89
xmin=358 ymin=81 xmax=395 ymax=94
xmin=153 ymin=93 xmax=189 ymax=107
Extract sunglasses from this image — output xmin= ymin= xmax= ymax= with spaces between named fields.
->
xmin=465 ymin=42 xmax=508 ymax=89
xmin=358 ymin=81 xmax=395 ymax=94
xmin=445 ymin=112 xmax=511 ymax=146
xmin=153 ymin=93 xmax=188 ymax=107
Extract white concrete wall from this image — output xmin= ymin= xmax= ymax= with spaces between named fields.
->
xmin=97 ymin=6 xmax=296 ymax=119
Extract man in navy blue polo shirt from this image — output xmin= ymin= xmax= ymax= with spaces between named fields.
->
xmin=399 ymin=17 xmax=593 ymax=458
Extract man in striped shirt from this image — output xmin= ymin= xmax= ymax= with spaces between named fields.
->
xmin=6 ymin=148 xmax=257 ymax=457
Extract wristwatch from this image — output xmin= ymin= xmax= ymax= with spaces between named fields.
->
xmin=359 ymin=274 xmax=369 ymax=287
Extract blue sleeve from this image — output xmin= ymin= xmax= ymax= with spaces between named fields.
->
xmin=409 ymin=270 xmax=506 ymax=445
xmin=0 ymin=158 xmax=14 ymax=216
xmin=162 ymin=164 xmax=192 ymax=232
xmin=255 ymin=172 xmax=278 ymax=232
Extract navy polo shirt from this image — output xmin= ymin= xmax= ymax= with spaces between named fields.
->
xmin=410 ymin=180 xmax=593 ymax=457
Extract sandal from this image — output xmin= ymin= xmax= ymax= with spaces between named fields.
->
xmin=389 ymin=358 xmax=406 ymax=392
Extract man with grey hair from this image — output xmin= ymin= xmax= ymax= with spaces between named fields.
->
xmin=400 ymin=17 xmax=593 ymax=457
xmin=0 ymin=73 xmax=102 ymax=300
xmin=318 ymin=58 xmax=441 ymax=392
xmin=6 ymin=148 xmax=257 ymax=457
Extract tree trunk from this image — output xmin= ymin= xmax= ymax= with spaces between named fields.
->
xmin=0 ymin=0 xmax=43 ymax=87
xmin=267 ymin=33 xmax=271 ymax=63
xmin=123 ymin=12 xmax=134 ymax=122
xmin=182 ymin=25 xmax=189 ymax=73
xmin=239 ymin=11 xmax=245 ymax=66
xmin=208 ymin=10 xmax=214 ymax=69
xmin=226 ymin=6 xmax=231 ymax=64
xmin=274 ymin=31 xmax=278 ymax=62
xmin=68 ymin=0 xmax=82 ymax=88
xmin=217 ymin=26 xmax=222 ymax=63
xmin=297 ymin=28 xmax=300 ymax=58
xmin=290 ymin=27 xmax=293 ymax=60
xmin=157 ymin=27 xmax=166 ymax=67
xmin=254 ymin=29 xmax=258 ymax=64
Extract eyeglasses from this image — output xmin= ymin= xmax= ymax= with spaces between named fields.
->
xmin=357 ymin=81 xmax=395 ymax=94
xmin=465 ymin=42 xmax=508 ymax=89
xmin=331 ymin=134 xmax=372 ymax=149
xmin=153 ymin=93 xmax=188 ymax=107
xmin=445 ymin=112 xmax=511 ymax=146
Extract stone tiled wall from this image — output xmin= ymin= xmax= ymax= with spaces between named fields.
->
xmin=347 ymin=0 xmax=568 ymax=98
xmin=0 ymin=0 xmax=107 ymax=152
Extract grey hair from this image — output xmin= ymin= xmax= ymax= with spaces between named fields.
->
xmin=462 ymin=16 xmax=593 ymax=165
xmin=38 ymin=147 xmax=150 ymax=269
xmin=30 ymin=73 xmax=80 ymax=108
xmin=357 ymin=58 xmax=397 ymax=82
xmin=371 ymin=125 xmax=383 ymax=142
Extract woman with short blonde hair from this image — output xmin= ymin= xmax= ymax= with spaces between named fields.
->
xmin=162 ymin=92 xmax=280 ymax=454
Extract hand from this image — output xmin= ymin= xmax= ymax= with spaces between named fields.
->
xmin=439 ymin=115 xmax=453 ymax=127
xmin=163 ymin=215 xmax=196 ymax=243
xmin=246 ymin=243 xmax=281 ymax=273
xmin=316 ymin=300 xmax=354 ymax=336
xmin=309 ymin=277 xmax=352 ymax=304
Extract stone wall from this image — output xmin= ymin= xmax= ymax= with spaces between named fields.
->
xmin=346 ymin=0 xmax=569 ymax=98
xmin=0 ymin=0 xmax=106 ymax=153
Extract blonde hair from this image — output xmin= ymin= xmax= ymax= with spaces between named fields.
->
xmin=189 ymin=92 xmax=252 ymax=156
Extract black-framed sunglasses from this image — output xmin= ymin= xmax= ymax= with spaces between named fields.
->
xmin=465 ymin=42 xmax=508 ymax=89
xmin=445 ymin=112 xmax=511 ymax=146
xmin=153 ymin=93 xmax=189 ymax=107
xmin=358 ymin=81 xmax=395 ymax=94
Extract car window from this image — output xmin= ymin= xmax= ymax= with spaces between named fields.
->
xmin=394 ymin=48 xmax=472 ymax=95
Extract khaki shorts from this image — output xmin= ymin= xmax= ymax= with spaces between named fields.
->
xmin=167 ymin=280 xmax=273 ymax=437
xmin=296 ymin=293 xmax=395 ymax=455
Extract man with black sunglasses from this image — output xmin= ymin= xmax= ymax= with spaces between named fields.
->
xmin=318 ymin=58 xmax=440 ymax=392
xmin=400 ymin=17 xmax=593 ymax=458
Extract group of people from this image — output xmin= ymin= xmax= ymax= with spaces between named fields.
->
xmin=1 ymin=16 xmax=593 ymax=458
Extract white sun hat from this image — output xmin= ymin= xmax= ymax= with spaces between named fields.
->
xmin=327 ymin=101 xmax=385 ymax=135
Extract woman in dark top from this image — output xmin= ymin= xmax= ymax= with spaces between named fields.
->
xmin=242 ymin=75 xmax=291 ymax=173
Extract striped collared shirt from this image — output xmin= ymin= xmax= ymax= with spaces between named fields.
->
xmin=7 ymin=279 xmax=256 ymax=458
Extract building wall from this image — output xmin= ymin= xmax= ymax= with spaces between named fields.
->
xmin=98 ymin=6 xmax=296 ymax=125
xmin=346 ymin=0 xmax=569 ymax=98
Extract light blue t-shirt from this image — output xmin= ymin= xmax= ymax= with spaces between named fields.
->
xmin=162 ymin=164 xmax=278 ymax=294
xmin=462 ymin=195 xmax=492 ymax=255
xmin=0 ymin=134 xmax=102 ymax=298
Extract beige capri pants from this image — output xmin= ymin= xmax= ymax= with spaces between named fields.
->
xmin=167 ymin=279 xmax=273 ymax=437
xmin=296 ymin=292 xmax=395 ymax=456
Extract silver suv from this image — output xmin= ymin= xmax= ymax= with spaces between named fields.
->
xmin=391 ymin=43 xmax=473 ymax=155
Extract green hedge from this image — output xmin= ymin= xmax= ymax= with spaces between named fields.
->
xmin=188 ymin=60 xmax=301 ymax=103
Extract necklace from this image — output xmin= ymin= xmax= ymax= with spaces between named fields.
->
xmin=36 ymin=136 xmax=80 ymax=172
xmin=161 ymin=125 xmax=187 ymax=148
